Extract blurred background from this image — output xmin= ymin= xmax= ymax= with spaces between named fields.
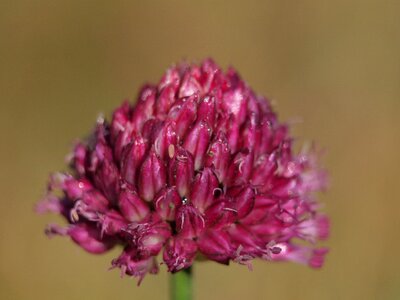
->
xmin=1 ymin=1 xmax=399 ymax=299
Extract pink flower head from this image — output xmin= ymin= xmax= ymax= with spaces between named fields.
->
xmin=37 ymin=59 xmax=329 ymax=284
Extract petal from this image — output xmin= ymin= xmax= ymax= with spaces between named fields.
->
xmin=163 ymin=237 xmax=197 ymax=273
xmin=168 ymin=95 xmax=197 ymax=140
xmin=179 ymin=71 xmax=202 ymax=98
xmin=120 ymin=135 xmax=147 ymax=185
xmin=227 ymin=185 xmax=255 ymax=219
xmin=190 ymin=168 xmax=219 ymax=213
xmin=197 ymin=95 xmax=216 ymax=127
xmin=226 ymin=150 xmax=254 ymax=186
xmin=138 ymin=150 xmax=166 ymax=202
xmin=119 ymin=189 xmax=150 ymax=222
xmin=176 ymin=204 xmax=205 ymax=239
xmin=69 ymin=223 xmax=116 ymax=254
xmin=183 ymin=120 xmax=212 ymax=170
xmin=154 ymin=121 xmax=178 ymax=160
xmin=198 ymin=230 xmax=232 ymax=264
xmin=204 ymin=197 xmax=236 ymax=230
xmin=154 ymin=187 xmax=182 ymax=221
xmin=168 ymin=146 xmax=194 ymax=198
xmin=111 ymin=247 xmax=159 ymax=285
xmin=131 ymin=85 xmax=157 ymax=132
xmin=205 ymin=132 xmax=230 ymax=183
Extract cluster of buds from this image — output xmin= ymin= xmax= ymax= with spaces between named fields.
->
xmin=37 ymin=59 xmax=329 ymax=284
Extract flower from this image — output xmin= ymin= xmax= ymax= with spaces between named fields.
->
xmin=37 ymin=59 xmax=329 ymax=284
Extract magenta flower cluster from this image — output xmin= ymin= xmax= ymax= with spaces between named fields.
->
xmin=37 ymin=59 xmax=329 ymax=284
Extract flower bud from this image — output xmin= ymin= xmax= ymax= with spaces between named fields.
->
xmin=131 ymin=85 xmax=156 ymax=132
xmin=163 ymin=237 xmax=197 ymax=273
xmin=184 ymin=121 xmax=211 ymax=170
xmin=205 ymin=132 xmax=230 ymax=183
xmin=118 ymin=189 xmax=150 ymax=222
xmin=154 ymin=187 xmax=181 ymax=221
xmin=197 ymin=230 xmax=232 ymax=264
xmin=123 ymin=216 xmax=171 ymax=257
xmin=138 ymin=150 xmax=166 ymax=202
xmin=227 ymin=185 xmax=255 ymax=219
xmin=168 ymin=147 xmax=194 ymax=197
xmin=111 ymin=247 xmax=159 ymax=285
xmin=176 ymin=204 xmax=205 ymax=239
xmin=120 ymin=135 xmax=147 ymax=185
xmin=69 ymin=223 xmax=116 ymax=254
xmin=168 ymin=95 xmax=197 ymax=140
xmin=190 ymin=167 xmax=219 ymax=213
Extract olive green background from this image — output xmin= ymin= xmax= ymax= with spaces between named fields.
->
xmin=1 ymin=1 xmax=399 ymax=299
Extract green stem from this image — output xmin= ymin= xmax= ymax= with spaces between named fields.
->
xmin=170 ymin=267 xmax=192 ymax=300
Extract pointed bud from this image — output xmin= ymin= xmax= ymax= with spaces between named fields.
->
xmin=69 ymin=223 xmax=116 ymax=254
xmin=81 ymin=189 xmax=109 ymax=212
xmin=111 ymin=247 xmax=159 ymax=285
xmin=93 ymin=157 xmax=120 ymax=203
xmin=131 ymin=85 xmax=157 ymax=132
xmin=240 ymin=195 xmax=276 ymax=225
xmin=176 ymin=204 xmax=205 ymax=239
xmin=168 ymin=95 xmax=197 ymax=139
xmin=63 ymin=177 xmax=93 ymax=200
xmin=205 ymin=132 xmax=230 ymax=183
xmin=228 ymin=224 xmax=261 ymax=251
xmin=99 ymin=210 xmax=128 ymax=236
xmin=200 ymin=58 xmax=222 ymax=93
xmin=154 ymin=121 xmax=177 ymax=160
xmin=123 ymin=218 xmax=171 ymax=257
xmin=251 ymin=152 xmax=278 ymax=188
xmin=184 ymin=121 xmax=211 ymax=170
xmin=138 ymin=150 xmax=166 ymax=202
xmin=204 ymin=197 xmax=236 ymax=230
xmin=241 ymin=113 xmax=261 ymax=152
xmin=154 ymin=187 xmax=181 ymax=221
xmin=179 ymin=71 xmax=202 ymax=98
xmin=119 ymin=189 xmax=150 ymax=222
xmin=168 ymin=147 xmax=194 ymax=197
xmin=91 ymin=140 xmax=120 ymax=203
xmin=156 ymin=85 xmax=176 ymax=116
xmin=190 ymin=168 xmax=219 ymax=213
xmin=222 ymin=87 xmax=248 ymax=126
xmin=141 ymin=119 xmax=164 ymax=145
xmin=69 ymin=188 xmax=110 ymax=222
xmin=226 ymin=150 xmax=254 ymax=186
xmin=71 ymin=143 xmax=88 ymax=176
xmin=271 ymin=124 xmax=288 ymax=149
xmin=121 ymin=135 xmax=147 ymax=185
xmin=217 ymin=116 xmax=240 ymax=153
xmin=48 ymin=173 xmax=92 ymax=200
xmin=113 ymin=122 xmax=134 ymax=162
xmin=227 ymin=185 xmax=255 ymax=218
xmin=110 ymin=101 xmax=131 ymax=145
xmin=163 ymin=237 xmax=197 ymax=273
xmin=198 ymin=230 xmax=232 ymax=264
xmin=257 ymin=116 xmax=275 ymax=154
xmin=158 ymin=67 xmax=180 ymax=91
xmin=197 ymin=96 xmax=216 ymax=127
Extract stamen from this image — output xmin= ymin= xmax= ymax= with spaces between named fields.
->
xmin=168 ymin=144 xmax=175 ymax=159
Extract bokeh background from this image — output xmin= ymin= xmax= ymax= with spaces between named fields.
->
xmin=1 ymin=1 xmax=399 ymax=299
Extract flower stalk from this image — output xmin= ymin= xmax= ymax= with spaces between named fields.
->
xmin=171 ymin=267 xmax=192 ymax=300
